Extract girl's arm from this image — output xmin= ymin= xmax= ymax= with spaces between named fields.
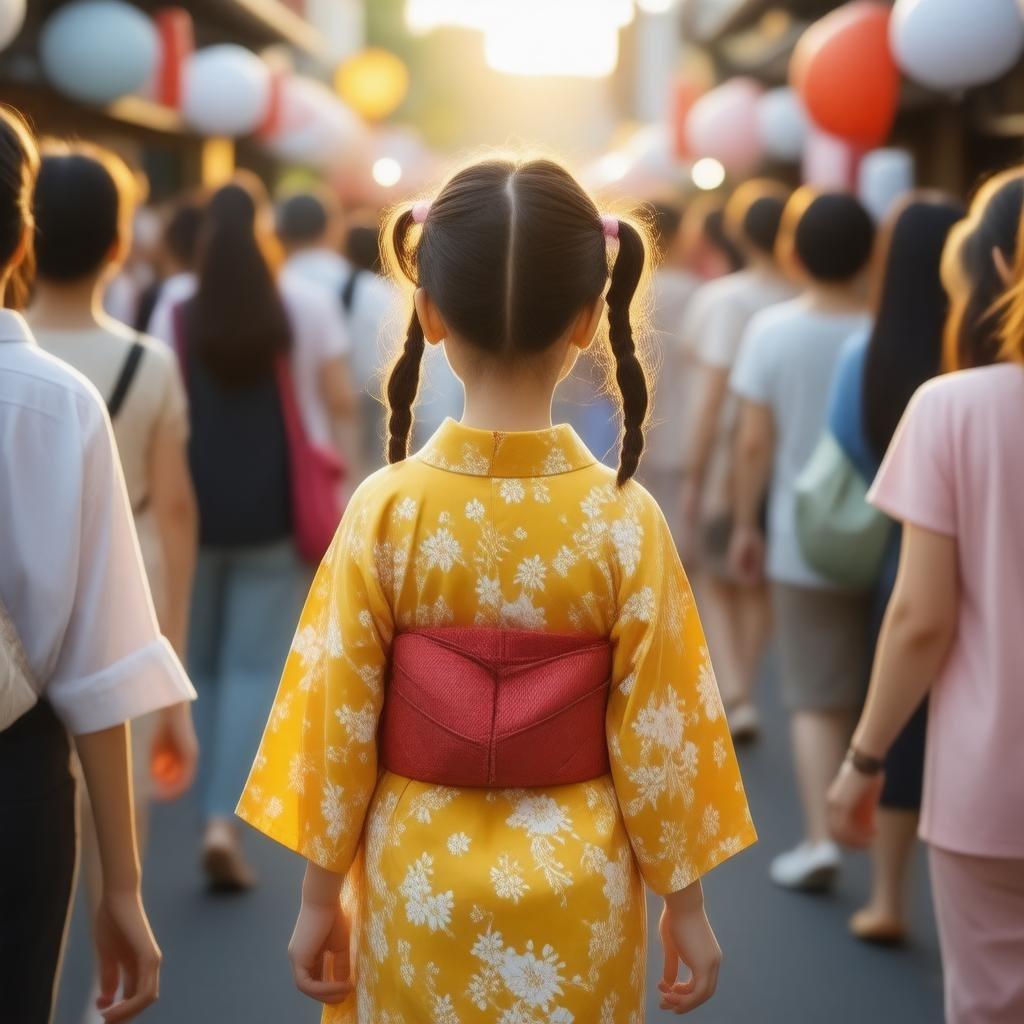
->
xmin=658 ymin=880 xmax=722 ymax=1015
xmin=148 ymin=425 xmax=200 ymax=800
xmin=828 ymin=524 xmax=958 ymax=846
xmin=680 ymin=364 xmax=729 ymax=557
xmin=728 ymin=400 xmax=775 ymax=584
xmin=288 ymin=861 xmax=351 ymax=1005
xmin=74 ymin=723 xmax=162 ymax=1023
xmin=320 ymin=356 xmax=357 ymax=421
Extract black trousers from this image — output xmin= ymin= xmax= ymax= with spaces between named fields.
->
xmin=0 ymin=701 xmax=78 ymax=1024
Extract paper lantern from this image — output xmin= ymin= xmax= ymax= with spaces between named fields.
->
xmin=267 ymin=76 xmax=362 ymax=169
xmin=802 ymin=129 xmax=862 ymax=188
xmin=153 ymin=8 xmax=193 ymax=108
xmin=891 ymin=0 xmax=1024 ymax=93
xmin=791 ymin=2 xmax=900 ymax=148
xmin=757 ymin=87 xmax=809 ymax=163
xmin=859 ymin=148 xmax=915 ymax=221
xmin=335 ymin=47 xmax=409 ymax=122
xmin=0 ymin=0 xmax=25 ymax=51
xmin=40 ymin=1 xmax=158 ymax=106
xmin=182 ymin=45 xmax=272 ymax=136
xmin=685 ymin=77 xmax=764 ymax=175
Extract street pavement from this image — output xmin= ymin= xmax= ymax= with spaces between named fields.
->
xmin=56 ymin=655 xmax=944 ymax=1023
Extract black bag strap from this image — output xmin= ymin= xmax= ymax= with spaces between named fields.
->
xmin=340 ymin=268 xmax=364 ymax=314
xmin=107 ymin=338 xmax=145 ymax=418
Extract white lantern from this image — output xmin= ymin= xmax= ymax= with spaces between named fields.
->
xmin=891 ymin=0 xmax=1024 ymax=92
xmin=40 ymin=1 xmax=158 ymax=106
xmin=266 ymin=77 xmax=362 ymax=169
xmin=0 ymin=0 xmax=25 ymax=52
xmin=182 ymin=46 xmax=271 ymax=136
xmin=859 ymin=148 xmax=915 ymax=222
xmin=756 ymin=87 xmax=808 ymax=163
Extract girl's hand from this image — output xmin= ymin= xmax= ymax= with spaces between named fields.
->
xmin=150 ymin=702 xmax=199 ymax=802
xmin=658 ymin=882 xmax=722 ymax=1015
xmin=827 ymin=759 xmax=886 ymax=848
xmin=288 ymin=896 xmax=352 ymax=1005
xmin=93 ymin=888 xmax=162 ymax=1022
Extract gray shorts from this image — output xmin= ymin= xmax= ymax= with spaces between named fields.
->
xmin=772 ymin=582 xmax=869 ymax=712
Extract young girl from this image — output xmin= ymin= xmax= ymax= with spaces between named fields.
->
xmin=238 ymin=157 xmax=755 ymax=1022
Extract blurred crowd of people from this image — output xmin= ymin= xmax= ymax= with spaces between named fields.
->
xmin=2 ymin=93 xmax=1023 ymax=1024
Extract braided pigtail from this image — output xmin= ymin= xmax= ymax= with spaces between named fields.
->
xmin=384 ymin=207 xmax=426 ymax=463
xmin=606 ymin=218 xmax=649 ymax=485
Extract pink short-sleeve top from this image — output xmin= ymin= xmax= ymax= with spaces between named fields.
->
xmin=869 ymin=363 xmax=1024 ymax=858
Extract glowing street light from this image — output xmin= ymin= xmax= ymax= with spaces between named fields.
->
xmin=372 ymin=157 xmax=403 ymax=188
xmin=691 ymin=157 xmax=726 ymax=190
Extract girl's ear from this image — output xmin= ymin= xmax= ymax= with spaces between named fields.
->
xmin=569 ymin=296 xmax=605 ymax=351
xmin=414 ymin=287 xmax=447 ymax=346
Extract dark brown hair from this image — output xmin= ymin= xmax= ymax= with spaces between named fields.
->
xmin=383 ymin=157 xmax=650 ymax=486
xmin=188 ymin=173 xmax=291 ymax=389
xmin=0 ymin=106 xmax=38 ymax=309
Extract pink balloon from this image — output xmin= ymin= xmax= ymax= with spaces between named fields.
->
xmin=802 ymin=128 xmax=862 ymax=188
xmin=684 ymin=77 xmax=764 ymax=175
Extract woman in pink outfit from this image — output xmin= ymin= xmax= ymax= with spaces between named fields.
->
xmin=829 ymin=174 xmax=1024 ymax=1024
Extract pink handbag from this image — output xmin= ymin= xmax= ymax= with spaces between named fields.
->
xmin=172 ymin=303 xmax=345 ymax=565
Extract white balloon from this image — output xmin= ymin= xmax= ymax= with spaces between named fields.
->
xmin=182 ymin=46 xmax=271 ymax=137
xmin=756 ymin=87 xmax=808 ymax=163
xmin=685 ymin=78 xmax=764 ymax=175
xmin=858 ymin=148 xmax=915 ymax=222
xmin=40 ymin=1 xmax=158 ymax=105
xmin=266 ymin=77 xmax=362 ymax=169
xmin=802 ymin=129 xmax=859 ymax=189
xmin=0 ymin=0 xmax=25 ymax=52
xmin=891 ymin=0 xmax=1024 ymax=92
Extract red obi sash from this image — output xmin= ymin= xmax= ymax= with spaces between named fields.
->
xmin=380 ymin=627 xmax=612 ymax=788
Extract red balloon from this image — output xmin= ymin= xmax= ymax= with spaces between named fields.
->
xmin=790 ymin=1 xmax=899 ymax=149
xmin=669 ymin=76 xmax=703 ymax=160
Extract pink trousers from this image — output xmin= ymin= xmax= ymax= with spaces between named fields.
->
xmin=929 ymin=846 xmax=1024 ymax=1024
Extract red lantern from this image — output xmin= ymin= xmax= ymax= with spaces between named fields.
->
xmin=154 ymin=7 xmax=193 ymax=109
xmin=790 ymin=1 xmax=899 ymax=149
xmin=669 ymin=76 xmax=703 ymax=160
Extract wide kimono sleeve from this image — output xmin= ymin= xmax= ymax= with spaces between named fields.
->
xmin=236 ymin=490 xmax=393 ymax=875
xmin=607 ymin=491 xmax=757 ymax=895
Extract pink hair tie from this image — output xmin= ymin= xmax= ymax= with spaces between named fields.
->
xmin=601 ymin=214 xmax=619 ymax=240
xmin=412 ymin=201 xmax=432 ymax=224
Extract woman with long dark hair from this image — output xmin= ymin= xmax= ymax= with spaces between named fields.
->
xmin=829 ymin=178 xmax=1024 ymax=1023
xmin=824 ymin=194 xmax=964 ymax=942
xmin=171 ymin=175 xmax=321 ymax=889
xmin=0 ymin=105 xmax=194 ymax=1022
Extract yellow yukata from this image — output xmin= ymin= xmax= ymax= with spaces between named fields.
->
xmin=238 ymin=419 xmax=756 ymax=1024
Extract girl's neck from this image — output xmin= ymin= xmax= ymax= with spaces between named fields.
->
xmin=27 ymin=278 xmax=105 ymax=332
xmin=460 ymin=370 xmax=556 ymax=433
xmin=803 ymin=281 xmax=864 ymax=315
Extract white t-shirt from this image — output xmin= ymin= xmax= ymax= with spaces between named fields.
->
xmin=687 ymin=268 xmax=797 ymax=515
xmin=283 ymin=249 xmax=401 ymax=395
xmin=730 ymin=297 xmax=870 ymax=587
xmin=644 ymin=268 xmax=700 ymax=471
xmin=146 ymin=272 xmax=349 ymax=449
xmin=0 ymin=311 xmax=195 ymax=734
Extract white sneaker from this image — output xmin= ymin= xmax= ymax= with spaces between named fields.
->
xmin=727 ymin=703 xmax=760 ymax=742
xmin=769 ymin=840 xmax=840 ymax=891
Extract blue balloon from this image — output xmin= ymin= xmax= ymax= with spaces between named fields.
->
xmin=40 ymin=0 xmax=157 ymax=106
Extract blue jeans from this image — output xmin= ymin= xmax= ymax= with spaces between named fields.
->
xmin=188 ymin=540 xmax=309 ymax=819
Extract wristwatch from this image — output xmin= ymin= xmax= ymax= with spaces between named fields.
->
xmin=846 ymin=746 xmax=885 ymax=776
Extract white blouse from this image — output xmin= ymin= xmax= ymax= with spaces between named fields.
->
xmin=0 ymin=311 xmax=195 ymax=734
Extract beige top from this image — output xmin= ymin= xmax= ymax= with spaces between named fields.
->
xmin=34 ymin=319 xmax=188 ymax=619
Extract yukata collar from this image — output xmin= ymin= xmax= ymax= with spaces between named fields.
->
xmin=416 ymin=418 xmax=596 ymax=478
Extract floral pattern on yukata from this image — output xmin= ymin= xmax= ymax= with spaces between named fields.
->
xmin=238 ymin=418 xmax=756 ymax=1023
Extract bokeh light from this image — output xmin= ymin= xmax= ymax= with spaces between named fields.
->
xmin=335 ymin=47 xmax=409 ymax=122
xmin=372 ymin=156 xmax=403 ymax=187
xmin=691 ymin=156 xmax=726 ymax=190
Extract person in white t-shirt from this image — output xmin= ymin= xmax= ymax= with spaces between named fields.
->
xmin=276 ymin=191 xmax=402 ymax=475
xmin=730 ymin=189 xmax=875 ymax=891
xmin=680 ymin=181 xmax=796 ymax=742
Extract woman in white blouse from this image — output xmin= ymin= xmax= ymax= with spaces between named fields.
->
xmin=0 ymin=107 xmax=195 ymax=1022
